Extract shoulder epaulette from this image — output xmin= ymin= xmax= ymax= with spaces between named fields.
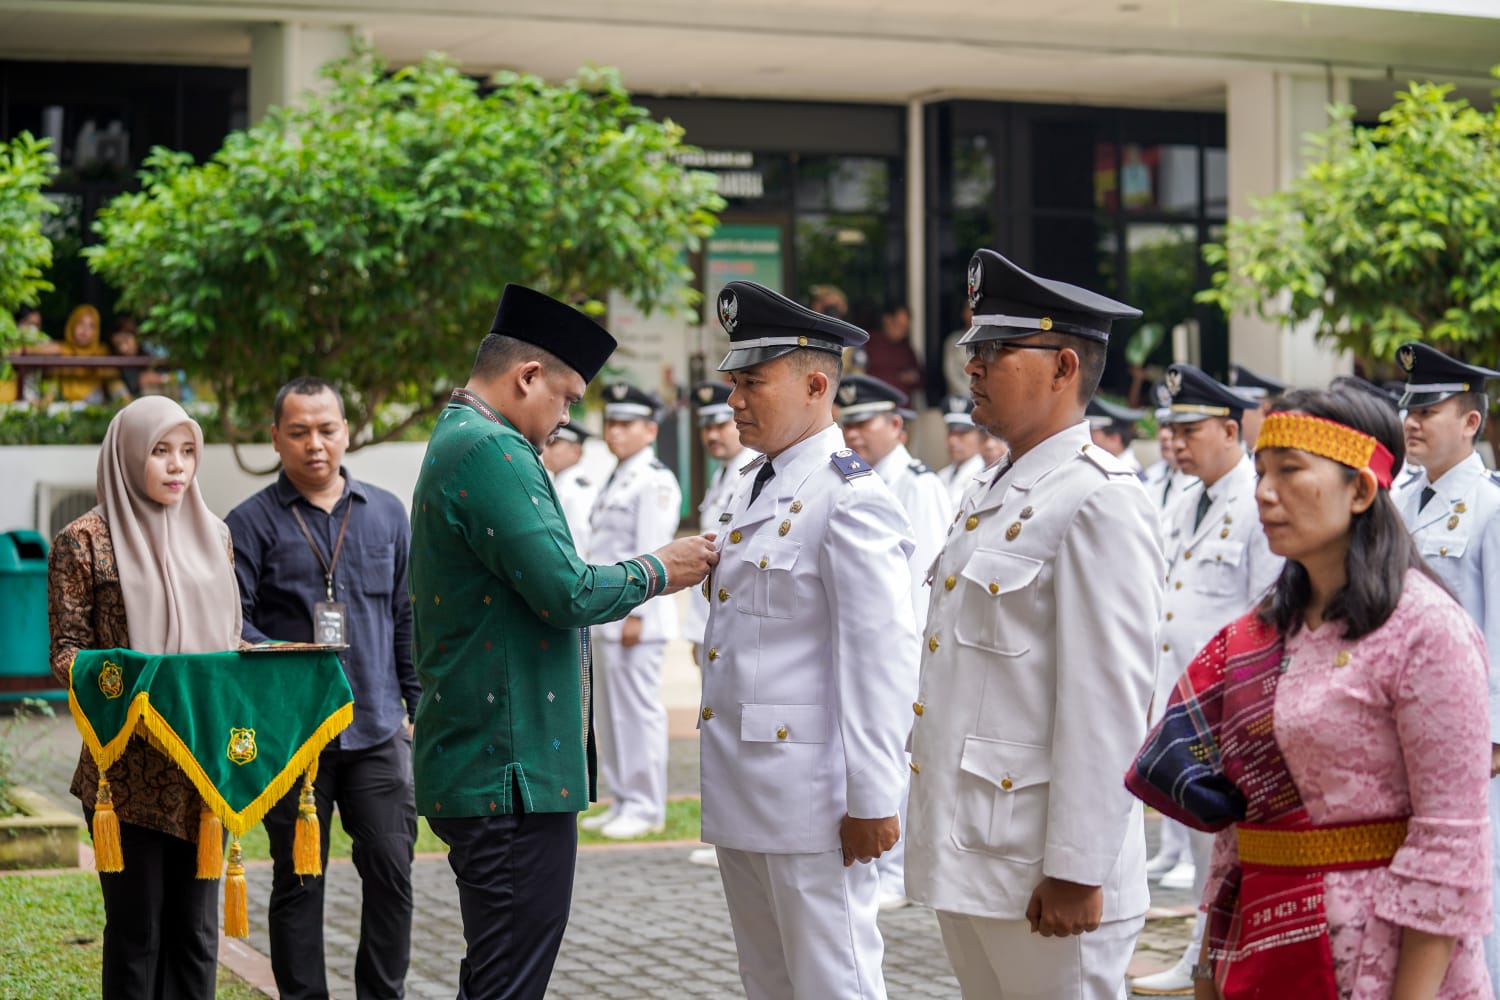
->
xmin=740 ymin=454 xmax=768 ymax=476
xmin=830 ymin=449 xmax=874 ymax=480
xmin=575 ymin=477 xmax=590 ymax=489
xmin=1080 ymin=443 xmax=1135 ymax=477
xmin=1487 ymin=469 xmax=1500 ymax=487
xmin=909 ymin=460 xmax=933 ymax=476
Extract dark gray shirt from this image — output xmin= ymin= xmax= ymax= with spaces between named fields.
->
xmin=226 ymin=470 xmax=417 ymax=751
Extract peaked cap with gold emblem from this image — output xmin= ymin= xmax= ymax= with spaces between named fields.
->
xmin=1160 ymin=363 xmax=1258 ymax=424
xmin=716 ymin=281 xmax=869 ymax=372
xmin=941 ymin=393 xmax=976 ymax=428
xmin=601 ymin=382 xmax=661 ymax=422
xmin=691 ymin=381 xmax=734 ymax=427
xmin=1395 ymin=341 xmax=1500 ymax=409
xmin=957 ymin=248 xmax=1141 ymax=347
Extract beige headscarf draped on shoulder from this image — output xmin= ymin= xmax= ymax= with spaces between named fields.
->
xmin=96 ymin=397 xmax=242 ymax=654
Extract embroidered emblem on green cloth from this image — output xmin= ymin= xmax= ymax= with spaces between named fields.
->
xmin=68 ymin=648 xmax=353 ymax=837
xmin=98 ymin=660 xmax=124 ymax=699
xmin=227 ymin=728 xmax=258 ymax=765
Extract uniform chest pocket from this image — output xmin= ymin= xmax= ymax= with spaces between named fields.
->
xmin=953 ymin=548 xmax=1042 ymax=657
xmin=951 ymin=735 xmax=1049 ymax=863
xmin=1420 ymin=534 xmax=1469 ymax=561
xmin=735 ymin=540 xmax=802 ymax=619
xmin=1191 ymin=541 xmax=1244 ymax=597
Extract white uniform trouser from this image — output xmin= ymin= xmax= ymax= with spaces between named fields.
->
xmin=717 ymin=847 xmax=887 ymax=1000
xmin=1156 ymin=816 xmax=1191 ymax=866
xmin=873 ymin=767 xmax=909 ymax=895
xmin=594 ymin=637 xmax=667 ymax=824
xmin=1486 ymin=779 xmax=1500 ymax=988
xmin=936 ymin=911 xmax=1144 ymax=1000
xmin=1181 ymin=826 xmax=1212 ymax=964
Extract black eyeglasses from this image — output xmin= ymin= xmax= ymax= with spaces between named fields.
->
xmin=964 ymin=341 xmax=1067 ymax=365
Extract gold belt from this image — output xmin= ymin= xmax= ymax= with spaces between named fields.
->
xmin=1236 ymin=818 xmax=1408 ymax=870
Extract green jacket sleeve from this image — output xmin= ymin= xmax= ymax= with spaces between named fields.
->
xmin=450 ymin=434 xmax=666 ymax=628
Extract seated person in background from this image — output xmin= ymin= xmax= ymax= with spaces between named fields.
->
xmin=2 ymin=307 xmax=60 ymax=402
xmin=57 ymin=305 xmax=115 ymax=404
xmin=108 ymin=317 xmax=168 ymax=400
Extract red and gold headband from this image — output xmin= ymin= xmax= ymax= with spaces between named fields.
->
xmin=1255 ymin=412 xmax=1395 ymax=488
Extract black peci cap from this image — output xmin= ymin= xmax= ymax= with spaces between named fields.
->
xmin=489 ymin=284 xmax=617 ymax=384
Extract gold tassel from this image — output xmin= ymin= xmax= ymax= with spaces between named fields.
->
xmin=223 ymin=838 xmax=248 ymax=938
xmin=292 ymin=771 xmax=322 ymax=877
xmin=92 ymin=778 xmax=124 ymax=873
xmin=196 ymin=805 xmax=223 ymax=879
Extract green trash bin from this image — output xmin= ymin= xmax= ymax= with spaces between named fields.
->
xmin=0 ymin=530 xmax=60 ymax=702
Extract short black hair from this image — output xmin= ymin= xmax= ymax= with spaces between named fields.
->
xmin=1452 ymin=390 xmax=1489 ymax=444
xmin=783 ymin=347 xmax=844 ymax=384
xmin=471 ymin=333 xmax=568 ymax=382
xmin=274 ymin=376 xmax=345 ymax=425
xmin=1036 ymin=333 xmax=1107 ymax=404
xmin=1257 ymin=386 xmax=1444 ymax=641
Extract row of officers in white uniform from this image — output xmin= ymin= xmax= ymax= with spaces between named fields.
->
xmin=541 ymin=246 xmax=1500 ymax=1000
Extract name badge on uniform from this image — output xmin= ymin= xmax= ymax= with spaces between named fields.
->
xmin=313 ymin=600 xmax=348 ymax=647
xmin=719 ymin=512 xmax=734 ymax=524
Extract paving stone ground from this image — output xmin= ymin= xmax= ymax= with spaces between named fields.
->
xmin=11 ymin=708 xmax=1193 ymax=998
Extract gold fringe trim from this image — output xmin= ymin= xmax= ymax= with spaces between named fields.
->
xmin=91 ymin=779 xmax=123 ymax=873
xmin=196 ymin=806 xmax=224 ymax=879
xmin=292 ymin=771 xmax=322 ymax=877
xmin=223 ymin=839 xmax=248 ymax=938
xmin=67 ymin=669 xmax=353 ymax=839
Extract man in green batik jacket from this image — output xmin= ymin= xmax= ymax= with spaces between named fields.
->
xmin=409 ymin=283 xmax=717 ymax=1000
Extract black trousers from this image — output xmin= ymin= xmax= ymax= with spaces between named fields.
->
xmin=429 ymin=809 xmax=578 ymax=1000
xmin=85 ymin=814 xmax=219 ymax=1000
xmin=263 ymin=731 xmax=417 ymax=1000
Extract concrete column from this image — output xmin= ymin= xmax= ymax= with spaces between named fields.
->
xmin=249 ymin=22 xmax=365 ymax=123
xmin=906 ymin=99 xmax=927 ymax=370
xmin=1225 ymin=69 xmax=1350 ymax=387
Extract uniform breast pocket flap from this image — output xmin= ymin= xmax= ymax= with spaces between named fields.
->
xmin=740 ymin=703 xmax=828 ymax=745
xmin=954 ymin=548 xmax=1042 ymax=656
xmin=1420 ymin=534 xmax=1469 ymax=560
xmin=951 ymin=735 xmax=1050 ymax=863
xmin=1193 ymin=541 xmax=1245 ymax=597
xmin=735 ymin=540 xmax=802 ymax=619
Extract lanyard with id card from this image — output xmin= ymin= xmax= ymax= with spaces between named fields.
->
xmin=291 ymin=501 xmax=353 ymax=648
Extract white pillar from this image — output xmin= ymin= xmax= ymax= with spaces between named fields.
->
xmin=1225 ymin=69 xmax=1350 ymax=387
xmin=906 ymin=99 xmax=927 ymax=371
xmin=249 ymin=22 xmax=365 ymax=123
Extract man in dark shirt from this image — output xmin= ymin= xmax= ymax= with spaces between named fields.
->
xmin=226 ymin=375 xmax=417 ymax=1000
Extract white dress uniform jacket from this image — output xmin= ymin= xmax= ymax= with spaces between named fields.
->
xmin=550 ymin=462 xmax=601 ymax=559
xmin=700 ymin=423 xmax=920 ymax=854
xmin=1156 ymin=454 xmax=1283 ymax=715
xmin=906 ymin=422 xmax=1164 ymax=921
xmin=682 ymin=447 xmax=758 ymax=644
xmin=1395 ymin=450 xmax=1500 ymax=740
xmin=587 ymin=447 xmax=681 ymax=643
xmin=938 ymin=453 xmax=986 ymax=507
xmin=875 ymin=443 xmax=955 ymax=625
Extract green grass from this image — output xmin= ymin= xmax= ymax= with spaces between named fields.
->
xmin=0 ymin=871 xmax=265 ymax=997
xmin=577 ymin=796 xmax=701 ymax=846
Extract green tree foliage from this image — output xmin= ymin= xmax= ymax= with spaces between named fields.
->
xmin=86 ymin=50 xmax=722 ymax=459
xmin=0 ymin=133 xmax=59 ymax=357
xmin=1199 ymin=81 xmax=1500 ymax=369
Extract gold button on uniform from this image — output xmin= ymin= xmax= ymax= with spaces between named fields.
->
xmin=1000 ymin=778 xmax=1013 ymax=790
xmin=1441 ymin=546 xmax=1450 ymax=556
xmin=1162 ymin=643 xmax=1170 ymax=652
xmin=988 ymin=582 xmax=1000 ymax=594
xmin=776 ymin=726 xmax=788 ymax=740
xmin=790 ymin=500 xmax=803 ymax=513
xmin=778 ymin=520 xmax=791 ymax=536
xmin=910 ymin=762 xmax=921 ymax=775
xmin=944 ymin=575 xmax=957 ymax=591
xmin=707 ymin=648 xmax=719 ymax=661
xmin=1165 ymin=612 xmax=1174 ymax=621
xmin=718 ymin=588 xmax=729 ymax=603
xmin=1005 ymin=523 xmax=1022 ymax=541
xmin=965 ymin=515 xmax=980 ymax=531
xmin=1448 ymin=515 xmax=1461 ymax=530
xmin=729 ymin=530 xmax=742 ymax=544
xmin=1220 ymin=528 xmax=1230 ymax=539
xmin=1175 ymin=581 xmax=1183 ymax=590
xmin=701 ymin=707 xmax=714 ymax=721
xmin=928 ymin=635 xmax=940 ymax=652
xmin=759 ymin=558 xmax=768 ymax=569
xmin=1183 ymin=550 xmax=1193 ymax=560
xmin=912 ymin=701 xmax=924 ymax=716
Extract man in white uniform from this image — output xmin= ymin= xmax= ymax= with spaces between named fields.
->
xmin=542 ymin=424 xmax=603 ymax=557
xmin=583 ymin=382 xmax=682 ymax=840
xmin=701 ymin=280 xmax=918 ymax=1000
xmin=837 ymin=373 xmax=954 ymax=910
xmin=1129 ymin=363 xmax=1283 ymax=996
xmin=906 ymin=248 xmax=1163 ymax=1000
xmin=1391 ymin=341 xmax=1500 ymax=990
xmin=937 ymin=394 xmax=986 ymax=505
xmin=1085 ymin=396 xmax=1145 ymax=477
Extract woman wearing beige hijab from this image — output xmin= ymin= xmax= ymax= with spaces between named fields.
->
xmin=48 ymin=396 xmax=242 ymax=999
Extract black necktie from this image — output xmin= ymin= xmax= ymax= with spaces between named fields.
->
xmin=1194 ymin=490 xmax=1212 ymax=530
xmin=1160 ymin=475 xmax=1173 ymax=507
xmin=1419 ymin=486 xmax=1436 ymax=511
xmin=750 ymin=461 xmax=776 ymax=503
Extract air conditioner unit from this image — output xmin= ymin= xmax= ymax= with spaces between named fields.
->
xmin=35 ymin=482 xmax=96 ymax=539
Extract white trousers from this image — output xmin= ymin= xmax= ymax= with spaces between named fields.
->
xmin=594 ymin=637 xmax=667 ymax=824
xmin=1155 ymin=816 xmax=1191 ymax=865
xmin=935 ymin=910 xmax=1144 ymax=1000
xmin=717 ymin=847 xmax=887 ymax=1000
